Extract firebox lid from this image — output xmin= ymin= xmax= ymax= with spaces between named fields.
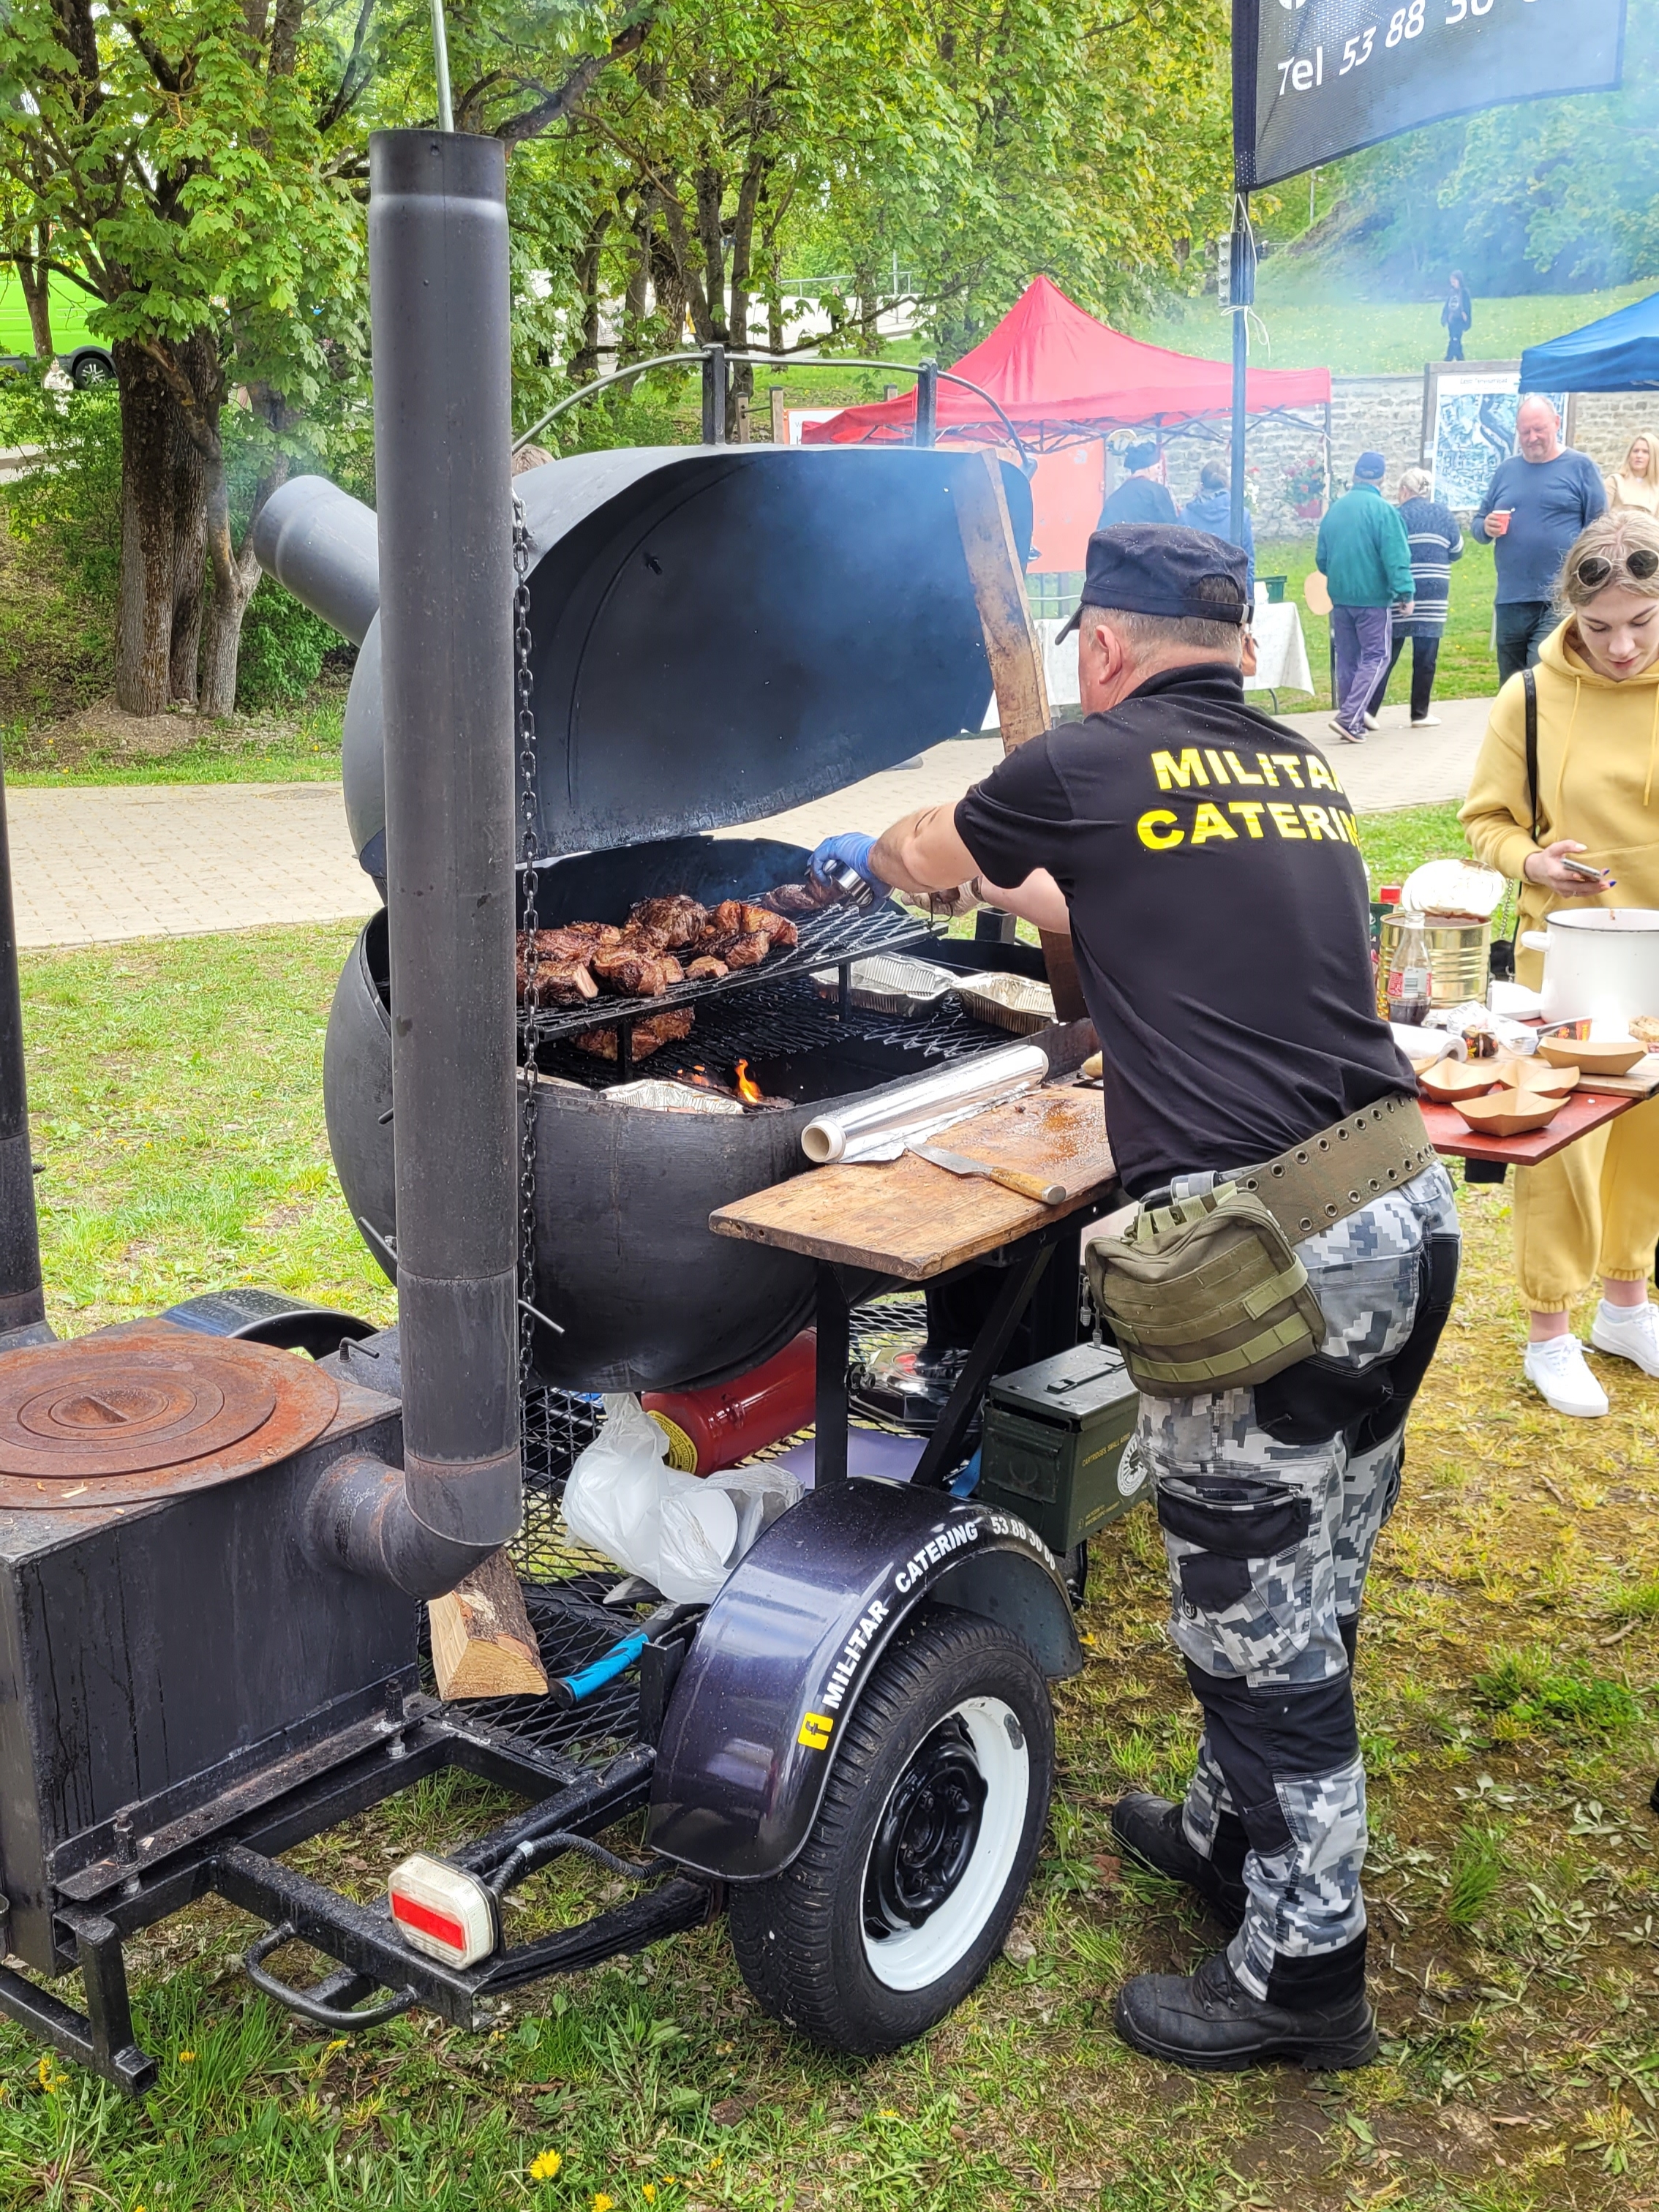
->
xmin=513 ymin=445 xmax=1032 ymax=855
xmin=0 ymin=1323 xmax=341 ymax=1505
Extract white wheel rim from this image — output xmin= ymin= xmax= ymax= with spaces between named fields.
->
xmin=860 ymin=1696 xmax=1030 ymax=1993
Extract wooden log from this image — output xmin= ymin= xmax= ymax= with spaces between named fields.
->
xmin=428 ymin=1548 xmax=549 ymax=1701
xmin=949 ymin=454 xmax=1089 ymax=1023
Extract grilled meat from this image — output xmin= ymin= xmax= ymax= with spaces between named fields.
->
xmin=685 ymin=955 xmax=729 ymax=981
xmin=626 ymin=895 xmax=709 ymax=950
xmin=575 ymin=1007 xmax=695 ymax=1062
xmin=515 ymin=949 xmax=599 ymax=1007
xmin=759 ymin=880 xmax=835 ymax=914
xmin=704 ymin=930 xmax=770 ymax=970
xmin=592 ymin=947 xmax=685 ymax=997
xmin=540 ymin=921 xmax=623 ymax=956
xmin=750 ymin=910 xmax=798 ymax=950
xmin=698 ymin=900 xmax=748 ymax=944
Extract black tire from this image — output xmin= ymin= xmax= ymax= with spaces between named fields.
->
xmin=70 ymin=353 xmax=115 ymax=389
xmin=729 ymin=1606 xmax=1054 ymax=2054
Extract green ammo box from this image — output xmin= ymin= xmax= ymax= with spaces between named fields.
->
xmin=977 ymin=1343 xmax=1143 ymax=1554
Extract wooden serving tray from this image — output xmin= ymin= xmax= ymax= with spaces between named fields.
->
xmin=710 ymin=1083 xmax=1118 ymax=1281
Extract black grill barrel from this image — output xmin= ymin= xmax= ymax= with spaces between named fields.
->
xmin=0 ymin=760 xmax=48 ymax=1344
xmin=369 ymin=127 xmax=520 ymax=1554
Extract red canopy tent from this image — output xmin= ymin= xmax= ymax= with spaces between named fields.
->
xmin=801 ymin=276 xmax=1331 ymax=576
xmin=801 ymin=274 xmax=1330 ymax=450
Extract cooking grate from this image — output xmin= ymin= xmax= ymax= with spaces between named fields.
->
xmin=520 ymin=892 xmax=944 ymax=1054
xmin=529 ymin=968 xmax=1010 ymax=1095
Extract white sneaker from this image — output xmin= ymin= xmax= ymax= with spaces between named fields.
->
xmin=1524 ymin=1334 xmax=1609 ymax=1418
xmin=1590 ymin=1300 xmax=1659 ymax=1377
xmin=1411 ymin=714 xmax=1442 ymax=728
xmin=1363 ymin=712 xmax=1380 ymax=731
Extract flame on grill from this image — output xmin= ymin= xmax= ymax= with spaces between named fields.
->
xmin=734 ymin=1058 xmax=764 ymax=1105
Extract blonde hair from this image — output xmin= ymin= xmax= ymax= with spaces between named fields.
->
xmin=1557 ymin=508 xmax=1659 ymax=609
xmin=1397 ymin=466 xmax=1432 ymax=500
xmin=1621 ymin=430 xmax=1659 ymax=484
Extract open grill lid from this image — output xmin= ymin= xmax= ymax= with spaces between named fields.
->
xmin=258 ymin=448 xmax=1032 ymax=869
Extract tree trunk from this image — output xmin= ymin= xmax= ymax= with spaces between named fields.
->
xmin=113 ymin=339 xmax=179 ymax=717
xmin=168 ymin=403 xmax=208 ymax=705
xmin=568 ymin=207 xmax=612 ymax=383
xmin=199 ymin=445 xmax=287 ymax=718
xmin=767 ymin=250 xmax=783 ymax=358
xmin=18 ymin=242 xmax=53 ymax=361
xmin=695 ymin=168 xmax=727 ymax=342
xmin=726 ymin=154 xmax=767 ymax=434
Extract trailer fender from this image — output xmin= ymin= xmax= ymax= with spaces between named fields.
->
xmin=645 ymin=1477 xmax=1081 ymax=1883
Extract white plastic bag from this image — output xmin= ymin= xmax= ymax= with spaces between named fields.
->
xmin=560 ymin=1394 xmax=803 ymax=1603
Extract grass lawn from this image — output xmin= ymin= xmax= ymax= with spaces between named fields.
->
xmin=3 ymin=696 xmax=347 ymax=788
xmin=1133 ymin=282 xmax=1656 ymax=378
xmin=7 ymin=868 xmax=1655 ymax=2209
xmin=1254 ymin=534 xmax=1501 ymax=717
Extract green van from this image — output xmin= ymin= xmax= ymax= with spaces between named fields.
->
xmin=0 ymin=266 xmax=115 ymax=388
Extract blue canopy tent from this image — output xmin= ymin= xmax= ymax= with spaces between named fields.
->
xmin=1521 ymin=292 xmax=1659 ymax=392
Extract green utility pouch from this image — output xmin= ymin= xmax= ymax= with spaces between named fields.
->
xmin=1084 ymin=1183 xmax=1325 ymax=1397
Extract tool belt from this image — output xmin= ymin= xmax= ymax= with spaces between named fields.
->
xmin=1084 ymin=1095 xmax=1436 ymax=1396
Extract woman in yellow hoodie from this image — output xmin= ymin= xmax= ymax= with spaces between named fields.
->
xmin=1461 ymin=509 xmax=1659 ymax=1417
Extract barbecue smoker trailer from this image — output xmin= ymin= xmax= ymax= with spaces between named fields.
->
xmin=0 ymin=130 xmax=1101 ymax=2092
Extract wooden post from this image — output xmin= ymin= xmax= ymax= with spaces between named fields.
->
xmin=428 ymin=1549 xmax=549 ymax=1701
xmin=949 ymin=454 xmax=1088 ymax=1023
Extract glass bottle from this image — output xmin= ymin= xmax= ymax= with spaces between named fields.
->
xmin=1385 ymin=910 xmax=1434 ymax=1028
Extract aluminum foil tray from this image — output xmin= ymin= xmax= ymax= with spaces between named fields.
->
xmin=811 ymin=955 xmax=963 ymax=1017
xmin=603 ymin=1078 xmax=744 ymax=1113
xmin=952 ymin=971 xmax=1056 ymax=1036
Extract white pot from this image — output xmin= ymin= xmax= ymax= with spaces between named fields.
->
xmin=1519 ymin=908 xmax=1659 ymax=1026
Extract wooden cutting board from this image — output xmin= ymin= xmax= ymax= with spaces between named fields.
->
xmin=710 ymin=1083 xmax=1118 ymax=1280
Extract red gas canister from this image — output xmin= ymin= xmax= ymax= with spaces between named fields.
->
xmin=644 ymin=1331 xmax=816 ymax=1474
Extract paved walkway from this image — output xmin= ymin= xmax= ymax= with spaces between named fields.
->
xmin=742 ymin=694 xmax=1489 ymax=855
xmin=10 ymin=782 xmax=378 ymax=951
xmin=8 ymin=694 xmax=1491 ymax=949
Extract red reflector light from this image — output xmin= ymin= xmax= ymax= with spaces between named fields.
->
xmin=391 ymin=1892 xmax=467 ymax=1949
xmin=387 ymin=1853 xmax=497 ymax=1968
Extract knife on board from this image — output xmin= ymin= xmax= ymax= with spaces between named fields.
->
xmin=907 ymin=1142 xmax=1067 ymax=1205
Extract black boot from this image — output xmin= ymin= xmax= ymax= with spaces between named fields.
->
xmin=1113 ymin=1946 xmax=1378 ymax=2072
xmin=1110 ymin=1794 xmax=1247 ymax=1931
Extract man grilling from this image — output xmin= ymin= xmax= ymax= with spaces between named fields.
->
xmin=810 ymin=525 xmax=1460 ymax=2072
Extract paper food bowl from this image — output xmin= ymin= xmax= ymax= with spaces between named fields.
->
xmin=1490 ymin=1055 xmax=1577 ymax=1095
xmin=1452 ymin=1088 xmax=1567 ymax=1137
xmin=1536 ymin=1030 xmax=1644 ymax=1076
xmin=1416 ymin=1059 xmax=1497 ymax=1105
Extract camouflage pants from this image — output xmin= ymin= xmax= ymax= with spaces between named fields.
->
xmin=1133 ymin=1162 xmax=1459 ymax=2002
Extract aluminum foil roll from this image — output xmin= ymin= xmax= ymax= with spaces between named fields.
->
xmin=800 ymin=1040 xmax=1049 ymax=1165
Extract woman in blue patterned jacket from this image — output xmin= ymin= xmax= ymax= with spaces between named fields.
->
xmin=1366 ymin=467 xmax=1463 ymax=729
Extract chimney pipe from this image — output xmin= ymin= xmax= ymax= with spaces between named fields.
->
xmin=252 ymin=475 xmax=381 ymax=648
xmin=357 ymin=128 xmax=521 ymax=1581
xmin=0 ymin=761 xmax=49 ymax=1347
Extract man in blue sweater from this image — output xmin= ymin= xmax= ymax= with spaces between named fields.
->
xmin=1474 ymin=398 xmax=1605 ymax=682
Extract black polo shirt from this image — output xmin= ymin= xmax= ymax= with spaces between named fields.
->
xmin=954 ymin=663 xmax=1412 ymax=1197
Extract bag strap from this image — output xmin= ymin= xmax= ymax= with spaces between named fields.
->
xmin=1523 ymin=666 xmax=1540 ymax=840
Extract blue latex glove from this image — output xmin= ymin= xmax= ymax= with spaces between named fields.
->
xmin=810 ymin=832 xmax=879 ymax=885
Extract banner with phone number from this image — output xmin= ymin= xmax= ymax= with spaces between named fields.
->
xmin=1233 ymin=0 xmax=1625 ymax=192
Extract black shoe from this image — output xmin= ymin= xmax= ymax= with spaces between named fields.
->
xmin=1110 ymin=1794 xmax=1246 ymax=1932
xmin=1113 ymin=1949 xmax=1379 ymax=2072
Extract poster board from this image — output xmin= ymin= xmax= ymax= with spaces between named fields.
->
xmin=1423 ymin=363 xmax=1576 ymax=512
xmin=1233 ymin=0 xmax=1625 ymax=192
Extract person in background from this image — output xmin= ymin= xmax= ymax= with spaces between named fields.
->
xmin=1315 ymin=451 xmax=1415 ymax=744
xmin=1180 ymin=460 xmax=1255 ymax=595
xmin=1099 ymin=439 xmax=1177 ymax=528
xmin=1441 ymin=272 xmax=1473 ymax=362
xmin=1475 ymin=398 xmax=1606 ymax=682
xmin=1461 ymin=508 xmax=1659 ymax=1418
xmin=1366 ymin=467 xmax=1462 ymax=729
xmin=1605 ymin=431 xmax=1659 ymax=516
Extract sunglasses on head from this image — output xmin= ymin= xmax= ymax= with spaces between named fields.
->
xmin=1576 ymin=548 xmax=1659 ymax=588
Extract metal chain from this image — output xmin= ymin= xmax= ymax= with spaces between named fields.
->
xmin=513 ymin=494 xmax=541 ymax=1395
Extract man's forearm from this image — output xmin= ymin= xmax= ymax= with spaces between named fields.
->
xmin=868 ymin=805 xmax=979 ymax=894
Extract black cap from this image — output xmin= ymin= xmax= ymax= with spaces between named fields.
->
xmin=1058 ymin=524 xmax=1250 ymax=637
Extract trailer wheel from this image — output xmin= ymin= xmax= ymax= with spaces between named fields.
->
xmin=729 ymin=1606 xmax=1053 ymax=2054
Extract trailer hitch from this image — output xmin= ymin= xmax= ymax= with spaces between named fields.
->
xmin=243 ymin=1923 xmax=417 ymax=2029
